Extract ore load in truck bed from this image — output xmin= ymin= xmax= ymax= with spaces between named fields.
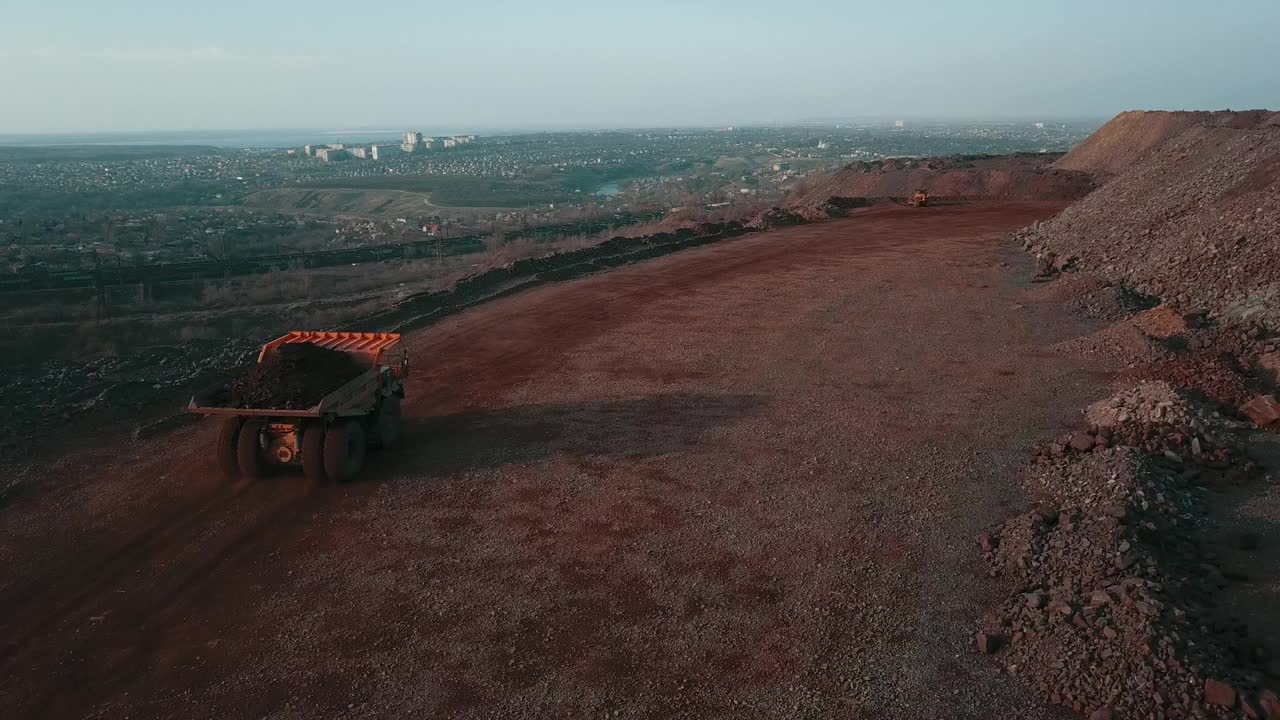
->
xmin=211 ymin=343 xmax=369 ymax=410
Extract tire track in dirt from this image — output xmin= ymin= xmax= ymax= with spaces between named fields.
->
xmin=0 ymin=470 xmax=328 ymax=674
xmin=21 ymin=481 xmax=336 ymax=718
xmin=0 ymin=489 xmax=235 ymax=662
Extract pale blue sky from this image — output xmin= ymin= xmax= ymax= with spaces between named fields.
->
xmin=1 ymin=0 xmax=1276 ymax=132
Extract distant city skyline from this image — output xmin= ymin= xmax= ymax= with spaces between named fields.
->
xmin=0 ymin=118 xmax=1109 ymax=151
xmin=2 ymin=0 xmax=1277 ymax=134
xmin=0 ymin=117 xmax=1105 ymax=142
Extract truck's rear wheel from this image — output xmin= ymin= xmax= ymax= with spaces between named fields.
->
xmin=374 ymin=396 xmax=402 ymax=448
xmin=324 ymin=420 xmax=366 ymax=482
xmin=217 ymin=417 xmax=243 ymax=481
xmin=237 ymin=421 xmax=267 ymax=479
xmin=302 ymin=420 xmax=328 ymax=484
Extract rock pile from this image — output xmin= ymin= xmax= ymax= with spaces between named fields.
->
xmin=1050 ymin=110 xmax=1272 ymax=180
xmin=745 ymin=207 xmax=809 ymax=230
xmin=217 ymin=343 xmax=368 ymax=410
xmin=811 ymin=196 xmax=874 ymax=217
xmin=787 ymin=153 xmax=1096 ymax=206
xmin=997 ymin=109 xmax=1280 ymax=718
xmin=1050 ymin=315 xmax=1172 ymax=367
xmin=1084 ymin=382 xmax=1211 ymax=430
xmin=980 ymin=383 xmax=1276 ymax=719
xmin=0 ymin=338 xmax=260 ymax=460
xmin=1025 ymin=272 xmax=1161 ymax=322
xmin=1129 ymin=307 xmax=1192 ymax=340
xmin=1118 ymin=353 xmax=1259 ymax=412
xmin=1034 ymin=269 xmax=1276 ymax=412
xmin=1015 ymin=111 xmax=1280 ymax=328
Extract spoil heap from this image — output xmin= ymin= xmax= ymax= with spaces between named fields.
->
xmin=1016 ymin=111 xmax=1280 ymax=328
xmin=0 ymin=339 xmax=260 ymax=461
xmin=745 ymin=207 xmax=809 ymax=230
xmin=1050 ymin=111 xmax=1272 ymax=180
xmin=221 ymin=343 xmax=367 ymax=410
xmin=787 ymin=153 xmax=1096 ymax=206
xmin=979 ymin=383 xmax=1274 ymax=719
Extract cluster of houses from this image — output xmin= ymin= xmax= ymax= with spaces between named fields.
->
xmin=300 ymin=132 xmax=477 ymax=162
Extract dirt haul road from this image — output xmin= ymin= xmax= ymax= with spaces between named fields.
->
xmin=0 ymin=203 xmax=1106 ymax=719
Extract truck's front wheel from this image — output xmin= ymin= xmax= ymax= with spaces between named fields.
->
xmin=324 ymin=420 xmax=366 ymax=482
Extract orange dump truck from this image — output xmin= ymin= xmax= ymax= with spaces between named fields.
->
xmin=188 ymin=331 xmax=408 ymax=483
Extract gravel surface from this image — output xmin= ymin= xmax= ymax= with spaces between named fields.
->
xmin=0 ymin=202 xmax=1111 ymax=719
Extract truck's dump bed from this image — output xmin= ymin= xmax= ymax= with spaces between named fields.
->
xmin=189 ymin=331 xmax=402 ymax=418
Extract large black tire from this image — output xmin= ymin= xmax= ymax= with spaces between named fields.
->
xmin=302 ymin=420 xmax=328 ymax=484
xmin=216 ymin=417 xmax=243 ymax=481
xmin=374 ymin=396 xmax=402 ymax=449
xmin=236 ymin=421 xmax=267 ymax=479
xmin=323 ymin=420 xmax=367 ymax=483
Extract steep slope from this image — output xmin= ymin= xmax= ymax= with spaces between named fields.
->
xmin=1053 ymin=109 xmax=1274 ymax=180
xmin=1018 ymin=111 xmax=1280 ymax=327
xmin=789 ymin=153 xmax=1095 ymax=206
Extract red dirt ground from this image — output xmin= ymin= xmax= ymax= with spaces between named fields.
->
xmin=0 ymin=203 xmax=1108 ymax=719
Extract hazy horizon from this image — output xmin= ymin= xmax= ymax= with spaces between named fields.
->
xmin=2 ymin=0 xmax=1277 ymax=134
xmin=0 ymin=115 xmax=1113 ymax=142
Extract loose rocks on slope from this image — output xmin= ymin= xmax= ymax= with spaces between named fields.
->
xmin=980 ymin=383 xmax=1276 ymax=719
xmin=1014 ymin=113 xmax=1280 ymax=329
xmin=0 ymin=338 xmax=261 ymax=461
xmin=745 ymin=207 xmax=810 ymax=231
xmin=787 ymin=153 xmax=1096 ymax=206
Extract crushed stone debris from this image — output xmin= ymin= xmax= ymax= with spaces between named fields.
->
xmin=214 ymin=343 xmax=368 ymax=410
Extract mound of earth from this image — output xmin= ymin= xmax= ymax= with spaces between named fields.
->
xmin=1017 ymin=110 xmax=1280 ymax=328
xmin=979 ymin=382 xmax=1273 ymax=720
xmin=809 ymin=196 xmax=876 ymax=217
xmin=1024 ymin=272 xmax=1161 ymax=323
xmin=1052 ymin=110 xmax=1274 ymax=180
xmin=745 ymin=207 xmax=810 ymax=230
xmin=0 ymin=339 xmax=260 ymax=462
xmin=217 ymin=343 xmax=368 ymax=410
xmin=788 ymin=153 xmax=1096 ymax=207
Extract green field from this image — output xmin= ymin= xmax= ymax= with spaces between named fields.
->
xmin=242 ymin=188 xmax=444 ymax=217
xmin=297 ymin=176 xmax=578 ymax=208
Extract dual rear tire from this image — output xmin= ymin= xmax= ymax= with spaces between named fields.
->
xmin=218 ymin=418 xmax=267 ymax=480
xmin=322 ymin=420 xmax=366 ymax=483
xmin=302 ymin=420 xmax=327 ymax=484
xmin=216 ymin=418 xmax=244 ymax=481
xmin=216 ymin=396 xmax=400 ymax=484
xmin=217 ymin=418 xmax=363 ymax=484
xmin=304 ymin=415 xmax=375 ymax=484
xmin=237 ymin=421 xmax=268 ymax=479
